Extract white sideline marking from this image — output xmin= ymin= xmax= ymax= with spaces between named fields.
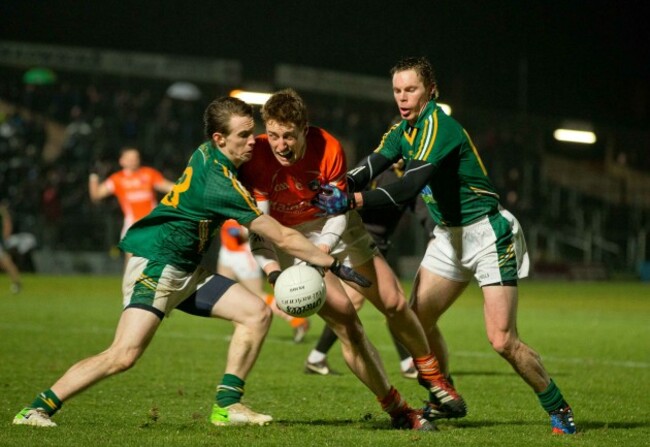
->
xmin=452 ymin=350 xmax=650 ymax=370
xmin=2 ymin=322 xmax=648 ymax=369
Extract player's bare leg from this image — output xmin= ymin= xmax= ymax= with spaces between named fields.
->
xmin=209 ymin=283 xmax=272 ymax=378
xmin=317 ymin=272 xmax=432 ymax=430
xmin=482 ymin=285 xmax=550 ymax=391
xmin=345 ymin=255 xmax=430 ymax=358
xmin=50 ymin=308 xmax=161 ymax=402
xmin=410 ymin=267 xmax=468 ymax=375
xmin=203 ymin=281 xmax=273 ymax=426
xmin=482 ymin=284 xmax=576 ymax=434
xmin=318 ymin=272 xmax=390 ymax=396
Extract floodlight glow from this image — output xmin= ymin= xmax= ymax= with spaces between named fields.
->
xmin=229 ymin=89 xmax=272 ymax=105
xmin=438 ymin=102 xmax=452 ymax=115
xmin=553 ymin=129 xmax=597 ymax=144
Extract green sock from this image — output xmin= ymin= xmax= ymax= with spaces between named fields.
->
xmin=536 ymin=379 xmax=565 ymax=413
xmin=29 ymin=389 xmax=62 ymax=416
xmin=216 ymin=374 xmax=245 ymax=407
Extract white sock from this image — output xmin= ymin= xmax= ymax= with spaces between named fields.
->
xmin=307 ymin=350 xmax=326 ymax=363
xmin=400 ymin=357 xmax=414 ymax=372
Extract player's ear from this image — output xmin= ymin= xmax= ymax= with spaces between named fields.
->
xmin=212 ymin=132 xmax=227 ymax=148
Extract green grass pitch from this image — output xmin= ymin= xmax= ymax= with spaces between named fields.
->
xmin=1 ymin=275 xmax=649 ymax=446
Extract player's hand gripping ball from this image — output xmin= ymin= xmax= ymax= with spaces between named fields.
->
xmin=274 ymin=265 xmax=326 ymax=318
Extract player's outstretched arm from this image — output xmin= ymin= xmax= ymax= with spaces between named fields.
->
xmin=328 ymin=259 xmax=371 ymax=287
xmin=88 ymin=173 xmax=112 ymax=202
xmin=247 ymin=214 xmax=371 ymax=287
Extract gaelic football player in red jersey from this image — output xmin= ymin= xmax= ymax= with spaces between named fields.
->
xmin=238 ymin=88 xmax=461 ymax=429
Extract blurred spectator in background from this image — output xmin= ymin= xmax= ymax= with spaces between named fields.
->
xmin=88 ymin=147 xmax=174 ymax=262
xmin=0 ymin=201 xmax=22 ymax=294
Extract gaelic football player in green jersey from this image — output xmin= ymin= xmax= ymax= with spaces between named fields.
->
xmin=13 ymin=97 xmax=369 ymax=429
xmin=314 ymin=57 xmax=576 ymax=435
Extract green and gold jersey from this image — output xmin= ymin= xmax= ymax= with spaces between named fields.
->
xmin=119 ymin=142 xmax=262 ymax=271
xmin=375 ymin=100 xmax=500 ymax=226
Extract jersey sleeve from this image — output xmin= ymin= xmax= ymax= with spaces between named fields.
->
xmin=149 ymin=167 xmax=165 ymax=186
xmin=104 ymin=173 xmax=118 ymax=193
xmin=374 ymin=123 xmax=403 ymax=161
xmin=321 ymin=134 xmax=348 ymax=191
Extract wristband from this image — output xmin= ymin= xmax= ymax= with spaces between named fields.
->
xmin=267 ymin=270 xmax=281 ymax=285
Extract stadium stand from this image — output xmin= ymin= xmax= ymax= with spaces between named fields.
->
xmin=0 ymin=58 xmax=649 ymax=277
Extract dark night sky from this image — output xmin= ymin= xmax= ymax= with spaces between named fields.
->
xmin=1 ymin=0 xmax=648 ymax=127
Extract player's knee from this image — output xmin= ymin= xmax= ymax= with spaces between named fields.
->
xmin=259 ymin=305 xmax=273 ymax=329
xmin=108 ymin=349 xmax=140 ymax=373
xmin=489 ymin=333 xmax=518 ymax=357
xmin=376 ymin=290 xmax=408 ymax=318
xmin=244 ymin=303 xmax=272 ymax=330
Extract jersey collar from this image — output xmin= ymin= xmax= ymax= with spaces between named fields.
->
xmin=404 ymin=100 xmax=437 ymax=130
xmin=211 ymin=142 xmax=238 ymax=172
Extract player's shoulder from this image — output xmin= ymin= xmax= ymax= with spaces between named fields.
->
xmin=307 ymin=126 xmax=342 ymax=155
xmin=308 ymin=126 xmax=339 ymax=145
xmin=139 ymin=165 xmax=161 ymax=173
xmin=138 ymin=166 xmax=163 ymax=178
xmin=108 ymin=170 xmax=125 ymax=181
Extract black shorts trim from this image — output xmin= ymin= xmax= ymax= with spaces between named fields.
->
xmin=481 ymin=279 xmax=518 ymax=287
xmin=176 ymin=274 xmax=237 ymax=317
xmin=124 ymin=303 xmax=166 ymax=320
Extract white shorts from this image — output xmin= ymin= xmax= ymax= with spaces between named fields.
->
xmin=421 ymin=208 xmax=529 ymax=286
xmin=277 ymin=211 xmax=378 ymax=269
xmin=122 ymin=256 xmax=214 ymax=317
xmin=217 ymin=244 xmax=262 ymax=280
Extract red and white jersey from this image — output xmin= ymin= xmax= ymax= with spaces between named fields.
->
xmin=105 ymin=167 xmax=166 ymax=223
xmin=239 ymin=127 xmax=347 ymax=227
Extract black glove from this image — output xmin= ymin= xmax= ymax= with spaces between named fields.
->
xmin=267 ymin=270 xmax=281 ymax=286
xmin=329 ymin=259 xmax=371 ymax=288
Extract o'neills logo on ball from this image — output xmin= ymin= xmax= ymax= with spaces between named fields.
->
xmin=285 ymin=291 xmax=324 ymax=315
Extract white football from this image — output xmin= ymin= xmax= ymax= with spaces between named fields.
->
xmin=274 ymin=265 xmax=326 ymax=318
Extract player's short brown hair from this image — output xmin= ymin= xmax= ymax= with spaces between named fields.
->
xmin=203 ymin=96 xmax=254 ymax=138
xmin=390 ymin=56 xmax=439 ymax=100
xmin=261 ymin=88 xmax=308 ymax=130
